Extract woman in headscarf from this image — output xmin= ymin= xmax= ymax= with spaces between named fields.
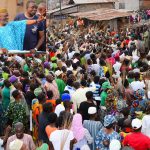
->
xmin=130 ymin=89 xmax=148 ymax=119
xmin=71 ymin=113 xmax=93 ymax=150
xmin=95 ymin=115 xmax=120 ymax=150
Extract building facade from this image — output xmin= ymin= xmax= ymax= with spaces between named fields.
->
xmin=0 ymin=0 xmax=28 ymax=21
xmin=115 ymin=0 xmax=140 ymax=11
xmin=140 ymin=0 xmax=150 ymax=9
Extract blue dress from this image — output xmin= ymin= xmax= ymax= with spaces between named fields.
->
xmin=0 ymin=20 xmax=27 ymax=50
xmin=95 ymin=128 xmax=121 ymax=150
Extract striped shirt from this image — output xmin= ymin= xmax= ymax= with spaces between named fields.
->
xmin=83 ymin=120 xmax=103 ymax=150
xmin=90 ymin=82 xmax=101 ymax=101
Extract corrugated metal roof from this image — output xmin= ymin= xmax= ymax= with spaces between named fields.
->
xmin=70 ymin=8 xmax=132 ymax=21
xmin=73 ymin=0 xmax=118 ymax=4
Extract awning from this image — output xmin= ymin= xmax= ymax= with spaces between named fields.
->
xmin=70 ymin=9 xmax=132 ymax=21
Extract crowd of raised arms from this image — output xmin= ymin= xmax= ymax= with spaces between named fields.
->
xmin=0 ymin=1 xmax=150 ymax=150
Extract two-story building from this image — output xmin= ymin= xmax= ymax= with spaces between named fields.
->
xmin=47 ymin=0 xmax=131 ymax=30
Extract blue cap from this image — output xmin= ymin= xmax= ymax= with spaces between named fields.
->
xmin=61 ymin=93 xmax=71 ymax=102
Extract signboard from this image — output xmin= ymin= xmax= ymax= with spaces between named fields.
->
xmin=53 ymin=15 xmax=67 ymax=19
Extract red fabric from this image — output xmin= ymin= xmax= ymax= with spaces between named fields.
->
xmin=123 ymin=132 xmax=150 ymax=150
xmin=120 ymin=66 xmax=132 ymax=72
xmin=125 ymin=39 xmax=130 ymax=45
xmin=106 ymin=57 xmax=116 ymax=66
xmin=25 ymin=54 xmax=33 ymax=57
xmin=50 ymin=52 xmax=55 ymax=58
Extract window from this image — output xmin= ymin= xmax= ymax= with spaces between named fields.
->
xmin=119 ymin=3 xmax=125 ymax=9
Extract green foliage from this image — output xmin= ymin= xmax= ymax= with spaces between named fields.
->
xmin=35 ymin=0 xmax=46 ymax=4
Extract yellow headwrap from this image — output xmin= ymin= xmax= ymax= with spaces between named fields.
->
xmin=0 ymin=8 xmax=8 ymax=13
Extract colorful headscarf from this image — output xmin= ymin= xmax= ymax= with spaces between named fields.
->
xmin=71 ymin=114 xmax=84 ymax=141
xmin=134 ymin=89 xmax=144 ymax=99
xmin=104 ymin=115 xmax=116 ymax=127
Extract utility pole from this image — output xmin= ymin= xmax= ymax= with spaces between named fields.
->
xmin=59 ymin=0 xmax=63 ymax=25
xmin=59 ymin=0 xmax=62 ymax=16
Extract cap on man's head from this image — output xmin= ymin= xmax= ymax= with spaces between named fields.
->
xmin=55 ymin=70 xmax=63 ymax=77
xmin=61 ymin=93 xmax=71 ymax=102
xmin=34 ymin=87 xmax=43 ymax=97
xmin=9 ymin=139 xmax=23 ymax=150
xmin=109 ymin=139 xmax=121 ymax=150
xmin=0 ymin=8 xmax=7 ymax=13
xmin=51 ymin=57 xmax=57 ymax=62
xmin=102 ymin=81 xmax=111 ymax=90
xmin=44 ymin=62 xmax=49 ymax=68
xmin=132 ymin=118 xmax=142 ymax=130
xmin=9 ymin=75 xmax=17 ymax=83
xmin=88 ymin=107 xmax=97 ymax=115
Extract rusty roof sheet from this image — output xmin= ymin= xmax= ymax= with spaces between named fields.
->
xmin=73 ymin=0 xmax=118 ymax=4
xmin=70 ymin=9 xmax=132 ymax=21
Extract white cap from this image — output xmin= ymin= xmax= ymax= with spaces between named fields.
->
xmin=132 ymin=118 xmax=142 ymax=130
xmin=55 ymin=70 xmax=63 ymax=77
xmin=109 ymin=139 xmax=121 ymax=150
xmin=133 ymin=68 xmax=140 ymax=73
xmin=73 ymin=58 xmax=79 ymax=63
xmin=55 ymin=104 xmax=65 ymax=117
xmin=9 ymin=139 xmax=23 ymax=150
xmin=88 ymin=107 xmax=97 ymax=115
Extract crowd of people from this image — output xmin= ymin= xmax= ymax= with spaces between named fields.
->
xmin=130 ymin=9 xmax=150 ymax=23
xmin=0 ymin=0 xmax=150 ymax=150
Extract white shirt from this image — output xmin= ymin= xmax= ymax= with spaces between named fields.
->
xmin=50 ymin=129 xmax=74 ymax=150
xmin=113 ymin=61 xmax=121 ymax=73
xmin=71 ymin=87 xmax=96 ymax=113
xmin=91 ymin=64 xmax=100 ymax=75
xmin=130 ymin=81 xmax=145 ymax=91
xmin=64 ymin=85 xmax=75 ymax=96
xmin=68 ymin=51 xmax=75 ymax=60
xmin=142 ymin=115 xmax=150 ymax=138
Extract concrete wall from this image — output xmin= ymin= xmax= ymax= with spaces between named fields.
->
xmin=109 ymin=19 xmax=118 ymax=31
xmin=140 ymin=0 xmax=150 ymax=9
xmin=115 ymin=0 xmax=139 ymax=11
xmin=0 ymin=0 xmax=28 ymax=21
xmin=79 ymin=3 xmax=114 ymax=12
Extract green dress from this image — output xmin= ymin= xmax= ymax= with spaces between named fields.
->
xmin=5 ymin=101 xmax=27 ymax=130
xmin=55 ymin=78 xmax=66 ymax=97
xmin=100 ymin=91 xmax=108 ymax=106
xmin=2 ymin=86 xmax=10 ymax=111
xmin=23 ymin=64 xmax=29 ymax=72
